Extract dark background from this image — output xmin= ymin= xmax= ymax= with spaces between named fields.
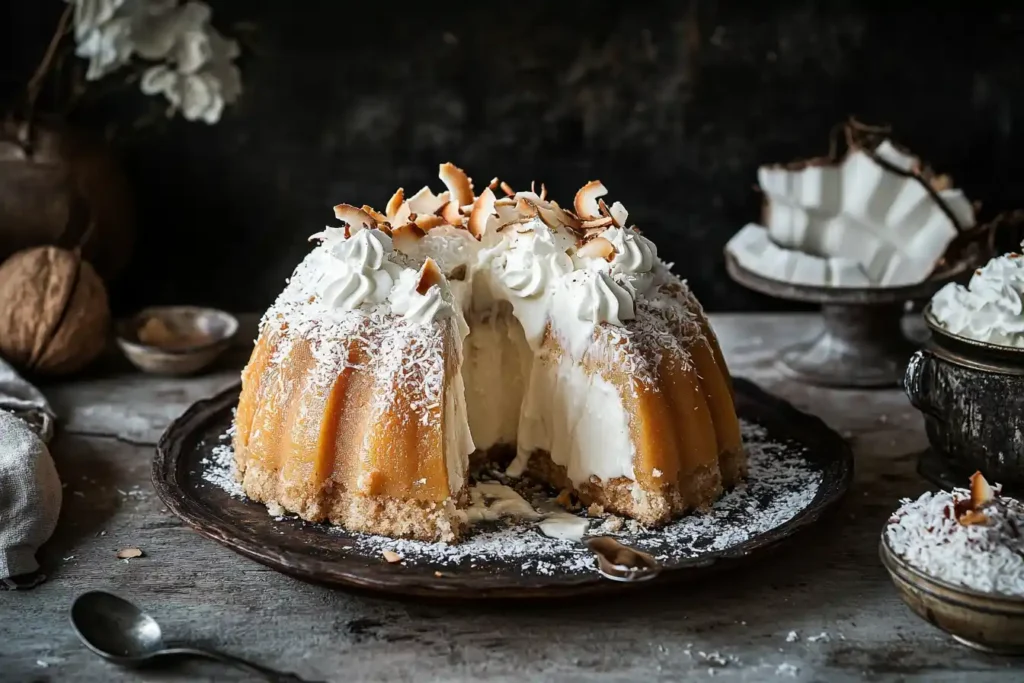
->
xmin=4 ymin=1 xmax=1024 ymax=315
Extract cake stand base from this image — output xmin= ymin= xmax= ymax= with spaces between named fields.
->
xmin=777 ymin=303 xmax=916 ymax=388
xmin=725 ymin=250 xmax=982 ymax=390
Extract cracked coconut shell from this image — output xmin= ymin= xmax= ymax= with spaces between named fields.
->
xmin=0 ymin=246 xmax=111 ymax=376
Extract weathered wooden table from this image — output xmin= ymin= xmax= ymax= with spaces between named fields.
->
xmin=4 ymin=313 xmax=1022 ymax=682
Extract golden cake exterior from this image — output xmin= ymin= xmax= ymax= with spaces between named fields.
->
xmin=233 ymin=166 xmax=746 ymax=542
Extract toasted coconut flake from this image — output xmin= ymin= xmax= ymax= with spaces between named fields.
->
xmin=971 ymin=471 xmax=995 ymax=508
xmin=574 ymin=180 xmax=608 ymax=220
xmin=333 ymin=204 xmax=376 ymax=232
xmin=488 ymin=177 xmax=500 ymax=190
xmin=540 ymin=183 xmax=548 ymax=200
xmin=468 ymin=187 xmax=497 ymax=239
xmin=494 ymin=197 xmax=516 ymax=207
xmin=392 ymin=222 xmax=426 ymax=246
xmin=415 ymin=214 xmax=447 ymax=231
xmin=609 ymin=201 xmax=629 ymax=227
xmin=578 ymin=236 xmax=616 ymax=261
xmin=499 ymin=180 xmax=515 ymax=197
xmin=439 ymin=162 xmax=474 ymax=206
xmin=416 ymin=257 xmax=444 ymax=295
xmin=438 ymin=201 xmax=463 ymax=225
xmin=382 ymin=550 xmax=403 ymax=563
xmin=386 ymin=188 xmax=405 ymax=219
xmin=581 ymin=216 xmax=614 ymax=229
xmin=362 ymin=204 xmax=388 ymax=223
xmin=376 ymin=222 xmax=393 ymax=237
xmin=495 ymin=218 xmax=533 ymax=233
xmin=537 ymin=205 xmax=561 ymax=230
xmin=116 ymin=548 xmax=143 ymax=559
xmin=598 ymin=198 xmax=611 ymax=217
xmin=959 ymin=510 xmax=990 ymax=527
xmin=516 ymin=197 xmax=539 ymax=217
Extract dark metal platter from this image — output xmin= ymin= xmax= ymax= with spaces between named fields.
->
xmin=153 ymin=378 xmax=853 ymax=600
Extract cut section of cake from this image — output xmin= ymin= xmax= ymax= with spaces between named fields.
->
xmin=234 ymin=166 xmax=746 ymax=542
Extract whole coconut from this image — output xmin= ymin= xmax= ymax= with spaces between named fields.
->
xmin=0 ymin=246 xmax=111 ymax=376
xmin=0 ymin=118 xmax=135 ymax=282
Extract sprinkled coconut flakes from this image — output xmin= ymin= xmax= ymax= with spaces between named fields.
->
xmin=200 ymin=419 xmax=822 ymax=575
xmin=886 ymin=487 xmax=1024 ymax=596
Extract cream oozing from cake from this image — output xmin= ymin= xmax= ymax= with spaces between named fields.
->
xmin=931 ymin=252 xmax=1024 ymax=347
xmin=258 ymin=170 xmax=708 ymax=501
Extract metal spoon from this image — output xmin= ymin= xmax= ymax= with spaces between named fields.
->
xmin=70 ymin=590 xmax=320 ymax=682
xmin=585 ymin=536 xmax=661 ymax=582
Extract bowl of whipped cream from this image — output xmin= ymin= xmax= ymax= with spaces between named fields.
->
xmin=905 ymin=250 xmax=1024 ymax=487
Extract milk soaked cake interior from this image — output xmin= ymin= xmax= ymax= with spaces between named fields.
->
xmin=233 ymin=164 xmax=746 ymax=542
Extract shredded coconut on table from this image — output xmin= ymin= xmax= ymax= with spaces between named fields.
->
xmin=886 ymin=486 xmax=1024 ymax=596
xmin=198 ymin=419 xmax=823 ymax=576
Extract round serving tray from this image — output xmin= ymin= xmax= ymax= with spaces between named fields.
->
xmin=725 ymin=250 xmax=982 ymax=388
xmin=153 ymin=378 xmax=853 ymax=600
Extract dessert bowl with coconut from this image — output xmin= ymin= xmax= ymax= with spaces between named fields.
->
xmin=881 ymin=472 xmax=1024 ymax=653
xmin=907 ymin=245 xmax=1024 ymax=490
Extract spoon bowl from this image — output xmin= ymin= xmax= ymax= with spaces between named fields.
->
xmin=586 ymin=536 xmax=662 ymax=582
xmin=70 ymin=590 xmax=318 ymax=681
xmin=71 ymin=590 xmax=165 ymax=663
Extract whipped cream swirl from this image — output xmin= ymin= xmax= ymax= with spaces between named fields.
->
xmin=566 ymin=270 xmax=635 ymax=326
xmin=500 ymin=226 xmax=574 ymax=297
xmin=603 ymin=227 xmax=657 ymax=293
xmin=318 ymin=228 xmax=402 ymax=310
xmin=931 ymin=253 xmax=1024 ymax=347
xmin=389 ymin=268 xmax=460 ymax=327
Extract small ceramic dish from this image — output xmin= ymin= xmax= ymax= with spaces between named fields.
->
xmin=879 ymin=531 xmax=1024 ymax=654
xmin=904 ymin=306 xmax=1024 ymax=488
xmin=116 ymin=306 xmax=238 ymax=376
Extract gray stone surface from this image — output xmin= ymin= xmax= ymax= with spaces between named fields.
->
xmin=3 ymin=313 xmax=1023 ymax=682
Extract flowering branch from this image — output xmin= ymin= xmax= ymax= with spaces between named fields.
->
xmin=66 ymin=0 xmax=242 ymax=124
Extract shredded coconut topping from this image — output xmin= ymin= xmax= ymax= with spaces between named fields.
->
xmin=886 ymin=481 xmax=1024 ymax=596
xmin=201 ymin=420 xmax=820 ymax=576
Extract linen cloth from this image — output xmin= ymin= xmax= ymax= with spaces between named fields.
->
xmin=0 ymin=358 xmax=60 ymax=589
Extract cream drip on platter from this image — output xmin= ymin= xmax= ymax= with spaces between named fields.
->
xmin=930 ymin=251 xmax=1024 ymax=347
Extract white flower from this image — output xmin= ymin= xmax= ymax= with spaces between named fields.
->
xmin=65 ymin=0 xmax=241 ymax=124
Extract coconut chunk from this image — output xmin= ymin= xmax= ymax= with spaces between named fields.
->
xmin=577 ymin=236 xmax=616 ymax=261
xmin=515 ymin=197 xmax=539 ymax=217
xmin=574 ymin=180 xmax=608 ymax=220
xmin=362 ymin=205 xmax=388 ymax=223
xmin=581 ymin=216 xmax=614 ymax=229
xmin=333 ymin=204 xmax=376 ymax=232
xmin=439 ymin=200 xmax=463 ymax=226
xmin=386 ymin=188 xmax=405 ymax=219
xmin=971 ymin=471 xmax=995 ymax=508
xmin=416 ymin=257 xmax=444 ymax=295
xmin=414 ymin=214 xmax=446 ymax=230
xmin=468 ymin=187 xmax=497 ymax=240
xmin=499 ymin=181 xmax=515 ymax=197
xmin=488 ymin=177 xmax=499 ymax=190
xmin=392 ymin=223 xmax=426 ymax=253
xmin=609 ymin=201 xmax=629 ymax=228
xmin=439 ymin=162 xmax=474 ymax=206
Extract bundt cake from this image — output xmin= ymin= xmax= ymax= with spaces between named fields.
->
xmin=233 ymin=164 xmax=746 ymax=542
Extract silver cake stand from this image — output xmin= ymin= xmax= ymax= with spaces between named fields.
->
xmin=725 ymin=251 xmax=981 ymax=389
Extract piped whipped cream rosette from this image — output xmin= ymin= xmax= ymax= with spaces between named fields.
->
xmin=930 ymin=250 xmax=1024 ymax=347
xmin=727 ymin=130 xmax=976 ymax=288
xmin=298 ymin=164 xmax=666 ymax=359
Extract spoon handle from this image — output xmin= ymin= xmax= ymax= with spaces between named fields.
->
xmin=158 ymin=646 xmax=313 ymax=682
